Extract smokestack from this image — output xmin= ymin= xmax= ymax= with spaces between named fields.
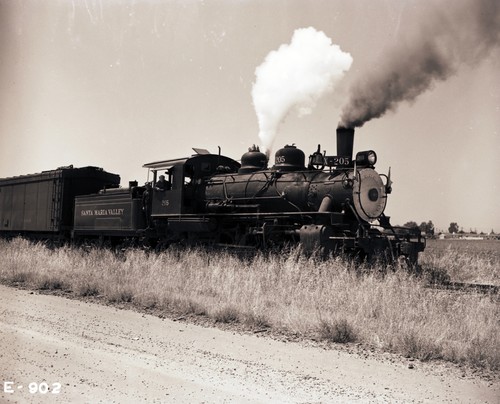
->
xmin=336 ymin=127 xmax=354 ymax=160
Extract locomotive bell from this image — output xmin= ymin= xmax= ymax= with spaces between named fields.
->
xmin=272 ymin=145 xmax=306 ymax=171
xmin=238 ymin=145 xmax=268 ymax=173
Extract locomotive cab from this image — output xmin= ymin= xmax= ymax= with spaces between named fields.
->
xmin=142 ymin=151 xmax=240 ymax=218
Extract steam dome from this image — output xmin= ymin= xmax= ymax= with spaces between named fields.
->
xmin=272 ymin=145 xmax=305 ymax=171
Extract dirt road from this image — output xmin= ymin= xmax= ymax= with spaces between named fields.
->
xmin=0 ymin=285 xmax=498 ymax=403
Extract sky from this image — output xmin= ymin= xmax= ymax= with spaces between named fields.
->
xmin=0 ymin=0 xmax=499 ymax=233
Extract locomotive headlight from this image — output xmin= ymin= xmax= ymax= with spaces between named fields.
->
xmin=367 ymin=151 xmax=377 ymax=165
xmin=355 ymin=150 xmax=377 ymax=167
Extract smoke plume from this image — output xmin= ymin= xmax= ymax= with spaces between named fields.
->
xmin=339 ymin=0 xmax=500 ymax=128
xmin=252 ymin=27 xmax=352 ymax=154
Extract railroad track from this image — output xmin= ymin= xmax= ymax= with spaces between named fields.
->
xmin=429 ymin=281 xmax=499 ymax=295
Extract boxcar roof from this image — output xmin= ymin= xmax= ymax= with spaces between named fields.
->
xmin=0 ymin=166 xmax=119 ymax=185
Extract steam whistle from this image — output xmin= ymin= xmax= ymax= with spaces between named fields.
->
xmin=385 ymin=167 xmax=393 ymax=194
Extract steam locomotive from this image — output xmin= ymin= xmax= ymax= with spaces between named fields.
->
xmin=0 ymin=127 xmax=425 ymax=264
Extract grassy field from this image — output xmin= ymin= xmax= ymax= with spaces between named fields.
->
xmin=421 ymin=239 xmax=500 ymax=284
xmin=1 ymin=237 xmax=499 ymax=372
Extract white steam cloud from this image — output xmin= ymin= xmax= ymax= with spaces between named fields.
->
xmin=252 ymin=27 xmax=352 ymax=154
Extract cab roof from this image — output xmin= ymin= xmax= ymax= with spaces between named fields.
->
xmin=142 ymin=149 xmax=240 ymax=171
xmin=142 ymin=148 xmax=211 ymax=170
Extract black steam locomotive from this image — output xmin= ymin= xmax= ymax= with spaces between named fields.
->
xmin=0 ymin=128 xmax=425 ymax=264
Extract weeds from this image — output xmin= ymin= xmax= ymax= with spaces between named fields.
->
xmin=10 ymin=271 xmax=31 ymax=284
xmin=244 ymin=313 xmax=271 ymax=329
xmin=77 ymin=284 xmax=100 ymax=297
xmin=421 ymin=239 xmax=500 ymax=284
xmin=36 ymin=276 xmax=66 ymax=291
xmin=0 ymin=237 xmax=499 ymax=371
xmin=214 ymin=305 xmax=240 ymax=323
xmin=318 ymin=318 xmax=357 ymax=343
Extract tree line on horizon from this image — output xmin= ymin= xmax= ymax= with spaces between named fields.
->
xmin=401 ymin=221 xmax=497 ymax=236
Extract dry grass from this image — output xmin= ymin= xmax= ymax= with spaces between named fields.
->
xmin=422 ymin=239 xmax=500 ymax=284
xmin=0 ymin=237 xmax=499 ymax=371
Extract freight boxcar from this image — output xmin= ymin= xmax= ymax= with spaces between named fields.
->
xmin=0 ymin=166 xmax=120 ymax=242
